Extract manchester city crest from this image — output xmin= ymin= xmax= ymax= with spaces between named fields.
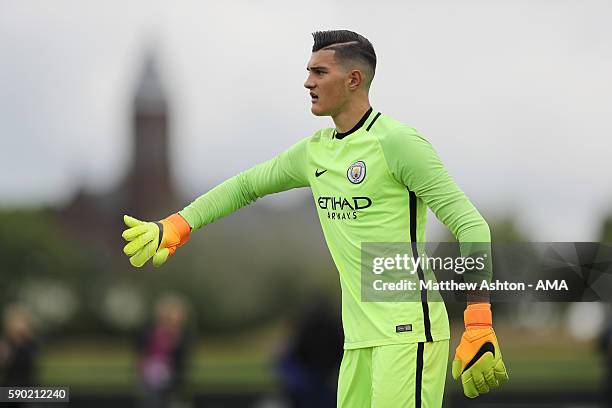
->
xmin=347 ymin=160 xmax=366 ymax=184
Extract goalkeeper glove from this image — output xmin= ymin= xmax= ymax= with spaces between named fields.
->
xmin=122 ymin=213 xmax=191 ymax=267
xmin=452 ymin=303 xmax=508 ymax=398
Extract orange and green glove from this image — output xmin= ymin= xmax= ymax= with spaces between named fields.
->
xmin=122 ymin=214 xmax=191 ymax=267
xmin=452 ymin=303 xmax=509 ymax=398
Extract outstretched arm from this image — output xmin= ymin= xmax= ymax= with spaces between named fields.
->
xmin=179 ymin=137 xmax=309 ymax=230
xmin=122 ymin=137 xmax=310 ymax=267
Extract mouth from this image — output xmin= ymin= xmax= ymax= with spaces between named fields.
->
xmin=310 ymin=92 xmax=318 ymax=103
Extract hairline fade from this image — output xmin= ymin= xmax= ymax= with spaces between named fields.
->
xmin=311 ymin=30 xmax=377 ymax=87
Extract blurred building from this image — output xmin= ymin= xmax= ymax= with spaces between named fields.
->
xmin=124 ymin=52 xmax=176 ymax=218
xmin=57 ymin=49 xmax=180 ymax=255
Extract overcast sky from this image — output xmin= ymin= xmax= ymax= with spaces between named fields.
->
xmin=1 ymin=0 xmax=611 ymax=240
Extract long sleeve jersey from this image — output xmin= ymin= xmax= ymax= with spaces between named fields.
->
xmin=179 ymin=108 xmax=490 ymax=349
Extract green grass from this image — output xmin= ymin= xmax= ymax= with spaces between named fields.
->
xmin=39 ymin=324 xmax=605 ymax=393
xmin=39 ymin=325 xmax=284 ymax=393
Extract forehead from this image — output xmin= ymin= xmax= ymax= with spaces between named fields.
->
xmin=307 ymin=49 xmax=338 ymax=69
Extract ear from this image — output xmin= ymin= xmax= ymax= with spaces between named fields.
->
xmin=347 ymin=69 xmax=364 ymax=91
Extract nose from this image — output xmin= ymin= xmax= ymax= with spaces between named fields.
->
xmin=304 ymin=75 xmax=315 ymax=90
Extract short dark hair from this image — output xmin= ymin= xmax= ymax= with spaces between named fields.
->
xmin=311 ymin=30 xmax=376 ymax=86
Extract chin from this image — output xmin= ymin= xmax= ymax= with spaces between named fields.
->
xmin=310 ymin=104 xmax=329 ymax=117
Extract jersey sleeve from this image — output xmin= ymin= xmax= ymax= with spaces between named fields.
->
xmin=178 ymin=137 xmax=310 ymax=231
xmin=378 ymin=127 xmax=492 ymax=284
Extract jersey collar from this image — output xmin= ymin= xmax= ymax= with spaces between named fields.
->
xmin=333 ymin=107 xmax=374 ymax=140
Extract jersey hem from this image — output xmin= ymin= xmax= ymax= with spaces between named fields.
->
xmin=343 ymin=331 xmax=451 ymax=350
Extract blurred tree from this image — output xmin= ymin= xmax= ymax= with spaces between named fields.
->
xmin=0 ymin=210 xmax=104 ymax=336
xmin=0 ymin=207 xmax=340 ymax=337
xmin=599 ymin=213 xmax=612 ymax=242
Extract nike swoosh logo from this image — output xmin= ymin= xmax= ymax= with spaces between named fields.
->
xmin=463 ymin=341 xmax=495 ymax=373
xmin=315 ymin=169 xmax=327 ymax=177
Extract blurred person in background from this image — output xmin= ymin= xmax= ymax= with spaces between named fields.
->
xmin=0 ymin=304 xmax=38 ymax=388
xmin=276 ymin=295 xmax=343 ymax=408
xmin=122 ymin=29 xmax=508 ymax=406
xmin=136 ymin=294 xmax=191 ymax=408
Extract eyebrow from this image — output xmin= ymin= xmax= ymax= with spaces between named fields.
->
xmin=306 ymin=65 xmax=328 ymax=71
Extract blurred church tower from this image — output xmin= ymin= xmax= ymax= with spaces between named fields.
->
xmin=125 ymin=50 xmax=177 ymax=219
xmin=59 ymin=48 xmax=179 ymax=252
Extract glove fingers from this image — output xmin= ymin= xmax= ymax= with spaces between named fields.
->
xmin=124 ymin=229 xmax=156 ymax=256
xmin=494 ymin=358 xmax=509 ymax=384
xmin=152 ymin=248 xmax=170 ymax=268
xmin=451 ymin=359 xmax=462 ymax=380
xmin=123 ymin=215 xmax=144 ymax=228
xmin=461 ymin=372 xmax=480 ymax=398
xmin=122 ymin=224 xmax=149 ymax=241
xmin=472 ymin=372 xmax=490 ymax=395
xmin=484 ymin=368 xmax=499 ymax=389
xmin=129 ymin=238 xmax=159 ymax=267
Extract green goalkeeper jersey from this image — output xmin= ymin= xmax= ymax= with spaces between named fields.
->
xmin=179 ymin=108 xmax=490 ymax=349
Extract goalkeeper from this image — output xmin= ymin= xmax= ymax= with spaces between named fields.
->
xmin=123 ymin=30 xmax=508 ymax=406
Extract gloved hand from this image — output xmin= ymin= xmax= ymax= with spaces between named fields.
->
xmin=452 ymin=303 xmax=508 ymax=398
xmin=122 ymin=213 xmax=191 ymax=267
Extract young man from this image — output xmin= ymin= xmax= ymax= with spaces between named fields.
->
xmin=122 ymin=30 xmax=508 ymax=407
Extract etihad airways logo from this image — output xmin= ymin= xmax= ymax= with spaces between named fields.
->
xmin=317 ymin=196 xmax=372 ymax=220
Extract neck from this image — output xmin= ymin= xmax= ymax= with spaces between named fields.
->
xmin=332 ymin=98 xmax=371 ymax=133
